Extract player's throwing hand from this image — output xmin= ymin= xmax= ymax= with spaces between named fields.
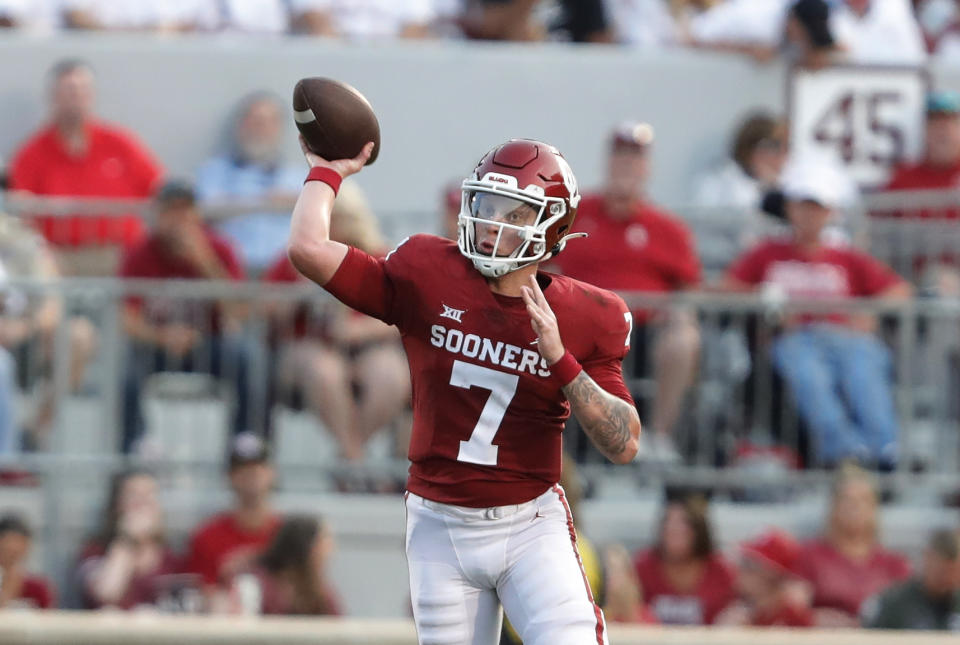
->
xmin=299 ymin=135 xmax=374 ymax=178
xmin=521 ymin=274 xmax=565 ymax=365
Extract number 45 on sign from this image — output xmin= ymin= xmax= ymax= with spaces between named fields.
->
xmin=789 ymin=65 xmax=927 ymax=188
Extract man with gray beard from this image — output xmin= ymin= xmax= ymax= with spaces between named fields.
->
xmin=196 ymin=92 xmax=305 ymax=274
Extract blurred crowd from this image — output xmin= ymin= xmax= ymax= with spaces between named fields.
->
xmin=1 ymin=433 xmax=343 ymax=617
xmin=2 ymin=54 xmax=960 ymax=470
xmin=0 ymin=2 xmax=959 ymax=633
xmin=0 ymin=0 xmax=956 ymax=65
xmin=1 ymin=449 xmax=958 ymax=632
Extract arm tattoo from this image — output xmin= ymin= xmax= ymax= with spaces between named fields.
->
xmin=562 ymin=371 xmax=632 ymax=460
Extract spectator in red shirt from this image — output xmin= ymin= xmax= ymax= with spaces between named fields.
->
xmin=715 ymin=530 xmax=815 ymax=628
xmin=881 ymin=90 xmax=960 ymax=290
xmin=186 ymin=433 xmax=281 ymax=600
xmin=76 ymin=469 xmax=186 ymax=610
xmin=884 ymin=90 xmax=960 ymax=218
xmin=6 ymin=59 xmax=163 ymax=275
xmin=228 ymin=515 xmax=342 ymax=616
xmin=119 ymin=181 xmax=252 ymax=453
xmin=552 ymin=121 xmax=701 ymax=462
xmin=721 ymin=161 xmax=911 ymax=469
xmin=0 ymin=513 xmax=55 ymax=610
xmin=797 ymin=465 xmax=911 ymax=626
xmin=263 ymin=182 xmax=409 ymax=463
xmin=633 ymin=495 xmax=737 ymax=625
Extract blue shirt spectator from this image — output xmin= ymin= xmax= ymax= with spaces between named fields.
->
xmin=195 ymin=92 xmax=304 ymax=273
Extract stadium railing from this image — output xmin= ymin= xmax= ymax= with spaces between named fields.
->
xmin=3 ymin=277 xmax=958 ymax=483
xmin=3 ymin=189 xmax=960 ymax=485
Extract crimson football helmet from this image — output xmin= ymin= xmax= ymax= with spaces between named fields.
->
xmin=458 ymin=139 xmax=582 ymax=278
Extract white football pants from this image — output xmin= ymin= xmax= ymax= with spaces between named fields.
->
xmin=404 ymin=485 xmax=608 ymax=645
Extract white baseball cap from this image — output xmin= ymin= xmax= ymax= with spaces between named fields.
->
xmin=780 ymin=156 xmax=855 ymax=210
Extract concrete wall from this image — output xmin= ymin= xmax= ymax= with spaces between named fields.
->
xmin=5 ymin=34 xmax=958 ymax=241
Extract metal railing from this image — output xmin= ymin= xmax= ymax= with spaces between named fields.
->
xmin=2 ymin=279 xmax=958 ymax=479
xmin=2 ymin=189 xmax=960 ymax=489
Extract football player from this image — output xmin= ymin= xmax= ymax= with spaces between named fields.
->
xmin=288 ymin=137 xmax=640 ymax=645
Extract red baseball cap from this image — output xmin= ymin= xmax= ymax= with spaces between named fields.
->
xmin=741 ymin=530 xmax=803 ymax=577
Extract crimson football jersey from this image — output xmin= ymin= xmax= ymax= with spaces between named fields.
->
xmin=324 ymin=234 xmax=634 ymax=507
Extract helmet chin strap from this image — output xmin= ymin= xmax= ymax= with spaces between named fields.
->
xmin=549 ymin=232 xmax=588 ymax=258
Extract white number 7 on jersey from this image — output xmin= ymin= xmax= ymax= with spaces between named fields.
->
xmin=451 ymin=360 xmax=519 ymax=466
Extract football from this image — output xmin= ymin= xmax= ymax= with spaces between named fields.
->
xmin=292 ymin=77 xmax=380 ymax=165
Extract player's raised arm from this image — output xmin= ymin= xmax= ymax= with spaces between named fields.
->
xmin=287 ymin=137 xmax=374 ymax=285
xmin=521 ymin=275 xmax=641 ymax=464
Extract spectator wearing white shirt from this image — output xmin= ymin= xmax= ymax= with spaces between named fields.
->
xmin=916 ymin=0 xmax=957 ymax=44
xmin=290 ymin=0 xmax=435 ymax=39
xmin=684 ymin=0 xmax=848 ymax=69
xmin=933 ymin=28 xmax=960 ymax=64
xmin=61 ymin=0 xmax=212 ymax=32
xmin=203 ymin=0 xmax=289 ymax=35
xmin=0 ymin=0 xmax=58 ymax=32
xmin=686 ymin=0 xmax=792 ymax=54
xmin=830 ymin=0 xmax=927 ymax=65
xmin=432 ymin=0 xmax=467 ymax=37
xmin=692 ymin=112 xmax=788 ymax=272
xmin=916 ymin=0 xmax=960 ymax=63
xmin=604 ymin=0 xmax=679 ymax=48
xmin=694 ymin=112 xmax=788 ymax=211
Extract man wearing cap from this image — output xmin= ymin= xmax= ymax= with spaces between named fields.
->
xmin=551 ymin=121 xmax=701 ymax=462
xmin=862 ymin=529 xmax=960 ymax=630
xmin=721 ymin=161 xmax=911 ymax=469
xmin=885 ymin=90 xmax=960 ymax=219
xmin=715 ymin=530 xmax=813 ymax=627
xmin=185 ymin=432 xmax=281 ymax=599
xmin=118 ymin=180 xmax=252 ymax=453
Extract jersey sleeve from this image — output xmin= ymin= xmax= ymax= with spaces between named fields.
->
xmin=321 ymin=235 xmax=421 ymax=330
xmin=580 ymin=292 xmax=634 ymax=405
